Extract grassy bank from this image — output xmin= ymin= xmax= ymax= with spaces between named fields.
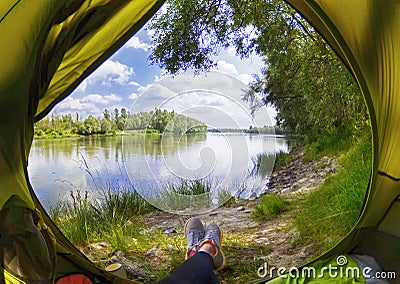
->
xmin=48 ymin=178 xmax=237 ymax=281
xmin=49 ymin=188 xmax=156 ymax=246
xmin=294 ymin=131 xmax=372 ymax=254
xmin=254 ymin=128 xmax=372 ymax=256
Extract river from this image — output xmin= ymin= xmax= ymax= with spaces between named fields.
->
xmin=28 ymin=133 xmax=290 ymax=210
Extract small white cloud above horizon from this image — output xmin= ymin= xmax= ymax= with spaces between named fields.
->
xmin=80 ymin=60 xmax=135 ymax=88
xmin=237 ymin=73 xmax=255 ymax=85
xmin=75 ymin=80 xmax=88 ymax=92
xmin=124 ymin=36 xmax=150 ymax=52
xmin=82 ymin=94 xmax=122 ymax=105
xmin=128 ymin=81 xmax=140 ymax=87
xmin=128 ymin=93 xmax=139 ymax=100
xmin=56 ymin=93 xmax=126 ymax=118
xmin=57 ymin=97 xmax=100 ymax=113
xmin=214 ymin=61 xmax=238 ymax=75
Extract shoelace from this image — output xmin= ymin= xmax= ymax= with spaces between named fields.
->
xmin=189 ymin=229 xmax=203 ymax=247
xmin=204 ymin=228 xmax=217 ymax=242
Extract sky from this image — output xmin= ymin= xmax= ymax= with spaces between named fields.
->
xmin=53 ymin=12 xmax=276 ymax=128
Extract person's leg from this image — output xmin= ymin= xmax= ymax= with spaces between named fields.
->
xmin=158 ymin=251 xmax=218 ymax=284
xmin=199 ymin=223 xmax=226 ymax=272
xmin=158 ymin=219 xmax=226 ymax=284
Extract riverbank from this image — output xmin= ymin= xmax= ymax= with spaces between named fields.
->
xmin=51 ymin=133 xmax=371 ymax=283
xmin=73 ymin=146 xmax=359 ymax=283
xmin=138 ymin=147 xmax=342 ymax=282
xmin=33 ymin=129 xmax=155 ymax=139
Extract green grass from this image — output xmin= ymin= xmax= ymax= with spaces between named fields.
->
xmin=166 ymin=179 xmax=212 ymax=195
xmin=34 ymin=129 xmax=81 ymax=139
xmin=294 ymin=131 xmax=372 ymax=254
xmin=48 ymin=177 xmax=269 ymax=282
xmin=252 ymin=193 xmax=291 ymax=221
xmin=274 ymin=150 xmax=291 ymax=171
xmin=49 ymin=187 xmax=156 ymax=246
xmin=152 ymin=178 xmax=237 ymax=211
xmin=154 ymin=179 xmax=213 ymax=211
xmin=303 ymin=126 xmax=356 ymax=161
xmin=218 ymin=233 xmax=273 ymax=283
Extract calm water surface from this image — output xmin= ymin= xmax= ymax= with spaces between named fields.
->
xmin=28 ymin=133 xmax=290 ymax=208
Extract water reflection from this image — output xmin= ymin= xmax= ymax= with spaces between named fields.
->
xmin=28 ymin=133 xmax=289 ymax=209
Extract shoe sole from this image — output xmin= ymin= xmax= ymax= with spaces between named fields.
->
xmin=183 ymin=218 xmax=191 ymax=260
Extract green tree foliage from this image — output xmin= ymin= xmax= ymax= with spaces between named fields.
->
xmin=34 ymin=108 xmax=207 ymax=137
xmin=149 ymin=0 xmax=369 ymax=138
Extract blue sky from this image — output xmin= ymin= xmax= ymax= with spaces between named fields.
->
xmin=54 ymin=17 xmax=276 ymax=128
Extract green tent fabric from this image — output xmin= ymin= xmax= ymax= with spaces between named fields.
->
xmin=0 ymin=0 xmax=399 ymax=283
xmin=0 ymin=1 xmax=164 ymax=283
xmin=283 ymin=0 xmax=400 ymax=276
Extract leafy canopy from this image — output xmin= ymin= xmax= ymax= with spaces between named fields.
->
xmin=149 ymin=0 xmax=368 ymax=137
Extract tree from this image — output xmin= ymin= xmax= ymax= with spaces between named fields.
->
xmin=103 ymin=109 xmax=111 ymax=121
xmin=78 ymin=115 xmax=102 ymax=135
xmin=118 ymin=108 xmax=128 ymax=130
xmin=149 ymin=0 xmax=368 ymax=137
xmin=101 ymin=119 xmax=112 ymax=133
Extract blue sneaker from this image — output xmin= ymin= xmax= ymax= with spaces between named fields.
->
xmin=184 ymin=218 xmax=204 ymax=259
xmin=200 ymin=223 xmax=226 ymax=271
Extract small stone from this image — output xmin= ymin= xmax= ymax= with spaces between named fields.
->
xmin=236 ymin=206 xmax=246 ymax=211
xmin=88 ymin=241 xmax=110 ymax=250
xmin=146 ymin=243 xmax=160 ymax=256
xmin=163 ymin=227 xmax=177 ymax=235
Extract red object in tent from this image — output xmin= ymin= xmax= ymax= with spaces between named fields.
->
xmin=56 ymin=274 xmax=94 ymax=284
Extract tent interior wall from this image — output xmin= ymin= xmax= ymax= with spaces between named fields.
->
xmin=0 ymin=0 xmax=399 ymax=283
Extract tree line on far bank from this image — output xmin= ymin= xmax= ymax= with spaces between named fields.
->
xmin=34 ymin=108 xmax=207 ymax=137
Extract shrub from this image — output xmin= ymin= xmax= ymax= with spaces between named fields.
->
xmin=252 ymin=193 xmax=290 ymax=221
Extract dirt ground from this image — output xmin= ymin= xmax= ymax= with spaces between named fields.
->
xmin=142 ymin=197 xmax=314 ymax=281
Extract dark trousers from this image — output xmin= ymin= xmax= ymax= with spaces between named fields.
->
xmin=158 ymin=252 xmax=218 ymax=284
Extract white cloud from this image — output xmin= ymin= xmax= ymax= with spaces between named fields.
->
xmin=214 ymin=61 xmax=238 ymax=75
xmin=128 ymin=93 xmax=139 ymax=100
xmin=86 ymin=60 xmax=135 ymax=86
xmin=75 ymin=80 xmax=87 ymax=92
xmin=137 ymin=83 xmax=153 ymax=94
xmin=226 ymin=46 xmax=237 ymax=57
xmin=104 ymin=94 xmax=122 ymax=102
xmin=82 ymin=94 xmax=122 ymax=105
xmin=56 ymin=94 xmax=124 ymax=118
xmin=146 ymin=27 xmax=155 ymax=38
xmin=124 ymin=36 xmax=150 ymax=52
xmin=128 ymin=81 xmax=140 ymax=87
xmin=237 ymin=73 xmax=255 ymax=85
xmin=212 ymin=48 xmax=264 ymax=77
xmin=57 ymin=97 xmax=100 ymax=113
xmin=83 ymin=94 xmax=108 ymax=105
